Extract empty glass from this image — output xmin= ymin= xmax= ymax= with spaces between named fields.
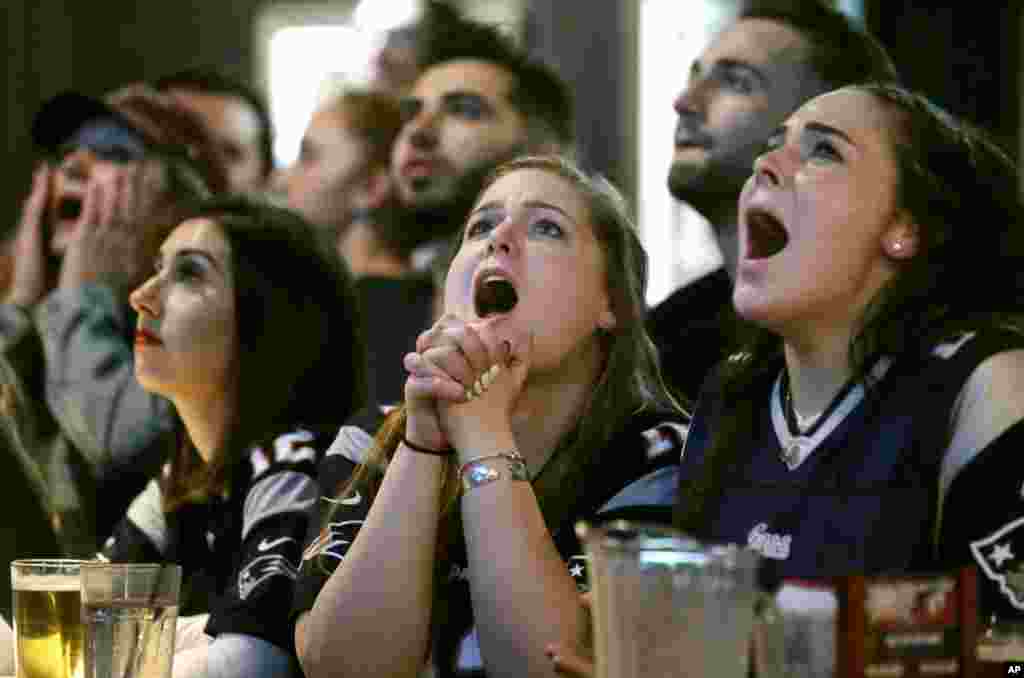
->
xmin=578 ymin=521 xmax=759 ymax=678
xmin=79 ymin=563 xmax=180 ymax=678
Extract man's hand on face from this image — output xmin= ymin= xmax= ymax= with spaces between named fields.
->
xmin=57 ymin=159 xmax=170 ymax=294
xmin=5 ymin=165 xmax=55 ymax=308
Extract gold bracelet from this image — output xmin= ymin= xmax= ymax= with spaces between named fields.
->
xmin=459 ymin=451 xmax=528 ymax=492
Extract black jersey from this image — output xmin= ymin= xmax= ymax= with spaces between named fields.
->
xmin=293 ymin=406 xmax=687 ymax=677
xmin=104 ymin=426 xmax=333 ymax=653
xmin=647 ymin=266 xmax=737 ymax=405
xmin=356 ymin=274 xmax=436 ymax=406
xmin=675 ymin=329 xmax=1024 ymax=621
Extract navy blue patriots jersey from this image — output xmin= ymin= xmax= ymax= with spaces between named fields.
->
xmin=293 ymin=405 xmax=687 ymax=677
xmin=104 ymin=426 xmax=332 ymax=653
xmin=675 ymin=329 xmax=1024 ymax=622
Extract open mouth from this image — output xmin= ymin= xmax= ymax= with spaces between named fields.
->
xmin=56 ymin=196 xmax=83 ymax=222
xmin=745 ymin=208 xmax=789 ymax=260
xmin=474 ymin=276 xmax=519 ymax=318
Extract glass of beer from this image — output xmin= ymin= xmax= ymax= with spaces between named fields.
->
xmin=10 ymin=558 xmax=88 ymax=678
xmin=79 ymin=563 xmax=180 ymax=678
xmin=577 ymin=521 xmax=760 ymax=678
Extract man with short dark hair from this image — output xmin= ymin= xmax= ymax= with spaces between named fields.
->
xmin=156 ymin=68 xmax=275 ymax=195
xmin=393 ymin=10 xmax=574 ymax=264
xmin=345 ymin=8 xmax=575 ymax=405
xmin=649 ymin=0 xmax=899 ymax=404
xmin=0 ymin=84 xmax=226 ymax=556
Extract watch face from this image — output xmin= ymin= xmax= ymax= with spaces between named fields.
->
xmin=460 ymin=454 xmax=530 ymax=492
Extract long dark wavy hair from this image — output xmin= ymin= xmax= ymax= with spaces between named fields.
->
xmin=676 ymin=84 xmax=1024 ymax=536
xmin=161 ymin=197 xmax=368 ymax=510
xmin=332 ymin=154 xmax=681 ymax=555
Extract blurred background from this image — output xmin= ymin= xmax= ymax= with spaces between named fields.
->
xmin=0 ymin=0 xmax=1018 ymax=304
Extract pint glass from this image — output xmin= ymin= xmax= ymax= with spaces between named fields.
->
xmin=578 ymin=521 xmax=759 ymax=678
xmin=10 ymin=559 xmax=87 ymax=678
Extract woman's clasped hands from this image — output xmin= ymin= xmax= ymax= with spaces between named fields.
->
xmin=403 ymin=313 xmax=532 ymax=454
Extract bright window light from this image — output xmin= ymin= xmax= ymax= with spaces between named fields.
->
xmin=353 ymin=0 xmax=420 ymax=33
xmin=267 ymin=24 xmax=375 ymax=166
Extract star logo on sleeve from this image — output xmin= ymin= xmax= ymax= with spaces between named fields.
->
xmin=970 ymin=515 xmax=1024 ymax=611
xmin=568 ymin=556 xmax=589 ymax=592
xmin=990 ymin=542 xmax=1015 ymax=568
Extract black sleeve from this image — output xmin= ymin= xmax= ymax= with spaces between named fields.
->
xmin=555 ymin=414 xmax=689 ymax=592
xmin=103 ymin=479 xmax=167 ymax=564
xmin=939 ymin=418 xmax=1024 ymax=623
xmin=291 ymin=422 xmax=379 ymax=619
xmin=205 ymin=429 xmax=325 ymax=652
xmin=646 ymin=268 xmax=734 ymax=405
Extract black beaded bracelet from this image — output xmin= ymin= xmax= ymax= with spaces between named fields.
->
xmin=401 ymin=436 xmax=454 ymax=456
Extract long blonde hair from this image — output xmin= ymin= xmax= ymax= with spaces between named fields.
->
xmin=331 ymin=155 xmax=679 ymax=552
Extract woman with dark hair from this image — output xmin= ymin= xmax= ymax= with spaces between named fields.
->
xmin=104 ymin=197 xmax=367 ymax=677
xmin=549 ymin=84 xmax=1024 ymax=678
xmin=293 ymin=155 xmax=686 ymax=678
xmin=669 ymin=82 xmax=1024 ymax=619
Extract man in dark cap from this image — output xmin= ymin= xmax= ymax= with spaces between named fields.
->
xmin=0 ymin=84 xmax=226 ymax=557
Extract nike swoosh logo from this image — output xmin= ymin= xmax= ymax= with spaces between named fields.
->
xmin=341 ymin=491 xmax=362 ymax=506
xmin=257 ymin=536 xmax=296 ymax=552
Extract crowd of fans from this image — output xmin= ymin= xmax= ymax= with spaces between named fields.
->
xmin=1 ymin=1 xmax=1023 ymax=677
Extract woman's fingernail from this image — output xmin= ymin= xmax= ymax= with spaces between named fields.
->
xmin=480 ymin=363 xmax=500 ymax=388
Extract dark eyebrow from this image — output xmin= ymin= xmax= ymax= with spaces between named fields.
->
xmin=470 ymin=200 xmax=574 ymax=222
xmin=804 ymin=121 xmax=855 ymax=146
xmin=441 ymin=90 xmax=494 ymax=111
xmin=164 ymin=248 xmax=225 ymax=274
xmin=711 ymin=58 xmax=769 ymax=89
xmin=768 ymin=122 xmax=856 ymax=147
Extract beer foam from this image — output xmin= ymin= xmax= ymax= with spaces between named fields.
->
xmin=13 ymin=575 xmax=80 ymax=592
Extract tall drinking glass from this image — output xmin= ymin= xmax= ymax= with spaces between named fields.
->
xmin=578 ymin=521 xmax=759 ymax=678
xmin=79 ymin=563 xmax=180 ymax=678
xmin=10 ymin=559 xmax=88 ymax=678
